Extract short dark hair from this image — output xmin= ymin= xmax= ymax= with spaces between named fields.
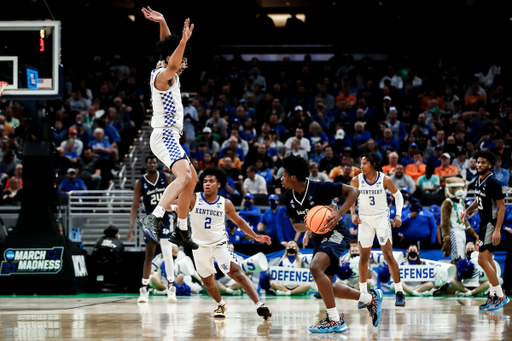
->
xmin=104 ymin=225 xmax=119 ymax=238
xmin=361 ymin=153 xmax=383 ymax=172
xmin=199 ymin=167 xmax=227 ymax=189
xmin=282 ymin=155 xmax=310 ymax=181
xmin=350 ymin=239 xmax=358 ymax=245
xmin=155 ymin=33 xmax=185 ymax=61
xmin=474 ymin=150 xmax=496 ymax=167
xmin=83 ymin=146 xmax=93 ymax=153
xmin=247 ymin=165 xmax=258 ymax=173
xmin=145 ymin=155 xmax=158 ymax=163
xmin=413 ymin=151 xmax=422 ymax=157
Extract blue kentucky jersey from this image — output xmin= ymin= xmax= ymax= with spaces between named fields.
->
xmin=140 ymin=171 xmax=171 ymax=227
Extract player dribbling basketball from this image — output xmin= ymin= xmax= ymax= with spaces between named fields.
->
xmin=350 ymin=153 xmax=406 ymax=307
xmin=281 ymin=155 xmax=383 ymax=333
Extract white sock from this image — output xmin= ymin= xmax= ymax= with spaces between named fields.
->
xmin=226 ymin=288 xmax=233 ymax=294
xmin=256 ymin=301 xmax=264 ymax=307
xmin=285 ymin=291 xmax=291 ymax=296
xmin=490 ymin=286 xmax=496 ymax=297
xmin=178 ymin=218 xmax=188 ymax=231
xmin=360 ymin=282 xmax=368 ymax=293
xmin=217 ymin=299 xmax=226 ymax=306
xmin=394 ymin=282 xmax=403 ymax=293
xmin=359 ymin=292 xmax=372 ymax=304
xmin=494 ymin=285 xmax=504 ymax=298
xmin=142 ymin=278 xmax=150 ymax=286
xmin=152 ymin=206 xmax=166 ymax=218
xmin=326 ymin=307 xmax=340 ymax=322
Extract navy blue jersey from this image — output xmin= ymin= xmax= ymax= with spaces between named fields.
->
xmin=140 ymin=171 xmax=171 ymax=226
xmin=284 ymin=180 xmax=351 ymax=247
xmin=474 ymin=172 xmax=504 ymax=227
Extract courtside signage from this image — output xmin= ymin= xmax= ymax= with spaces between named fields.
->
xmin=0 ymin=247 xmax=64 ymax=276
xmin=270 ymin=266 xmax=313 ymax=285
xmin=399 ymin=265 xmax=436 ymax=282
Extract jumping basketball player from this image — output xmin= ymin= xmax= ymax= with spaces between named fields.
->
xmin=460 ymin=150 xmax=510 ymax=310
xmin=281 ymin=155 xmax=382 ymax=333
xmin=138 ymin=16 xmax=198 ymax=250
xmin=184 ymin=167 xmax=272 ymax=319
xmin=128 ymin=156 xmax=177 ymax=303
xmin=349 ymin=153 xmax=406 ymax=307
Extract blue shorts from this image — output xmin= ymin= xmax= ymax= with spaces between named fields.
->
xmin=314 ymin=235 xmax=349 ymax=276
xmin=144 ymin=220 xmax=172 ymax=244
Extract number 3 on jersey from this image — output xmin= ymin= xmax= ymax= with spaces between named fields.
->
xmin=204 ymin=217 xmax=212 ymax=229
xmin=369 ymin=196 xmax=375 ymax=206
xmin=477 ymin=196 xmax=483 ymax=210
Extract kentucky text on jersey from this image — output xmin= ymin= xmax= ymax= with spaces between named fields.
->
xmin=360 ymin=189 xmax=384 ymax=195
xmin=194 ymin=208 xmax=224 ymax=217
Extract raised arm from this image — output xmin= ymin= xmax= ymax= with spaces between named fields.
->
xmin=158 ymin=18 xmax=194 ymax=83
xmin=225 ymin=199 xmax=271 ymax=244
xmin=141 ymin=7 xmax=171 ymax=40
xmin=128 ymin=180 xmax=142 ymax=241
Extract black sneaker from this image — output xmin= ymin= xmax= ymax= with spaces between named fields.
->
xmin=395 ymin=291 xmax=406 ymax=307
xmin=432 ymin=283 xmax=449 ymax=297
xmin=314 ymin=293 xmax=322 ymax=299
xmin=169 ymin=228 xmax=199 ymax=250
xmin=358 ymin=301 xmax=367 ymax=309
xmin=257 ymin=304 xmax=272 ymax=320
xmin=138 ymin=214 xmax=162 ymax=244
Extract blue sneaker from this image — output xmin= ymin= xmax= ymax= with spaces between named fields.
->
xmin=367 ymin=289 xmax=383 ymax=327
xmin=309 ymin=313 xmax=348 ymax=333
xmin=487 ymin=296 xmax=510 ymax=311
xmin=479 ymin=295 xmax=497 ymax=310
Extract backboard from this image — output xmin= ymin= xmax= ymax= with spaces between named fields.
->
xmin=0 ymin=21 xmax=62 ymax=99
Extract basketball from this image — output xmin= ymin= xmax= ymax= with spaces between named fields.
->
xmin=305 ymin=205 xmax=333 ymax=234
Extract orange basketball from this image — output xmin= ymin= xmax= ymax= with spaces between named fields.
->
xmin=305 ymin=205 xmax=333 ymax=234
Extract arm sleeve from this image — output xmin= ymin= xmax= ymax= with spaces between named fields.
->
xmin=392 ymin=190 xmax=404 ymax=217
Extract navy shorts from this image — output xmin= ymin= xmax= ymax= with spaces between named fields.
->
xmin=314 ymin=238 xmax=349 ymax=276
xmin=478 ymin=221 xmax=498 ymax=254
xmin=144 ymin=220 xmax=172 ymax=244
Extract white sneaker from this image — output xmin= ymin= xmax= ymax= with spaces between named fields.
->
xmin=138 ymin=287 xmax=149 ymax=303
xmin=167 ymin=285 xmax=177 ymax=301
xmin=276 ymin=290 xmax=290 ymax=296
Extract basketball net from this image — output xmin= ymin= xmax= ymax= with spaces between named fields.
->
xmin=0 ymin=82 xmax=8 ymax=97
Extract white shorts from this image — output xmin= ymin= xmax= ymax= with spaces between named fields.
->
xmin=150 ymin=127 xmax=188 ymax=168
xmin=358 ymin=210 xmax=392 ymax=248
xmin=450 ymin=228 xmax=466 ymax=261
xmin=192 ymin=242 xmax=240 ymax=278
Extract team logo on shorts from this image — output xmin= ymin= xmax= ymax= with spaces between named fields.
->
xmin=162 ymin=228 xmax=170 ymax=235
xmin=221 ymin=264 xmax=228 ymax=271
xmin=479 ymin=240 xmax=483 ymax=247
xmin=380 ymin=237 xmax=386 ymax=243
xmin=310 ymin=201 xmax=314 ymax=206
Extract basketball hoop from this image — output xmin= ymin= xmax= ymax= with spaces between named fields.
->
xmin=0 ymin=82 xmax=8 ymax=97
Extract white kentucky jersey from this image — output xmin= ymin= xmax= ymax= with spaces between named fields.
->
xmin=190 ymin=193 xmax=227 ymax=247
xmin=150 ymin=66 xmax=184 ymax=131
xmin=278 ymin=255 xmax=302 ymax=268
xmin=446 ymin=198 xmax=466 ymax=231
xmin=357 ymin=172 xmax=387 ymax=216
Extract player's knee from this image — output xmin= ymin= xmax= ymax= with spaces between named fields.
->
xmin=310 ymin=266 xmax=323 ymax=278
xmin=229 ymin=268 xmax=243 ymax=280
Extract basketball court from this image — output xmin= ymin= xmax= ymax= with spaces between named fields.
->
xmin=0 ymin=295 xmax=510 ymax=340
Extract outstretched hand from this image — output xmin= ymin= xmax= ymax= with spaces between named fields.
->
xmin=254 ymin=235 xmax=271 ymax=245
xmin=182 ymin=18 xmax=194 ymax=42
xmin=141 ymin=7 xmax=164 ymax=22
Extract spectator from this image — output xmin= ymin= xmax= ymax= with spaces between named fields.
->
xmin=377 ymin=128 xmax=399 ymax=155
xmin=465 ymin=157 xmax=478 ymax=183
xmin=199 ymin=152 xmax=216 ymax=170
xmin=68 ymin=90 xmax=90 ymax=112
xmin=205 ymin=109 xmax=228 ymax=140
xmin=286 ymin=105 xmax=311 ymax=134
xmin=94 ymin=226 xmax=124 ymax=258
xmin=389 ymin=164 xmax=416 ymax=193
xmin=4 ymin=107 xmax=20 ymax=129
xmin=249 ymin=67 xmax=267 ymax=91
xmin=88 ymin=128 xmax=112 ymax=160
xmin=399 ymin=198 xmax=437 ymax=244
xmin=0 ymin=150 xmax=19 ymax=180
xmin=452 ymin=149 xmax=470 ymax=178
xmin=257 ymin=194 xmax=282 ymax=247
xmin=379 ymin=65 xmax=403 ymax=89
xmin=75 ymin=121 xmax=90 ymax=147
xmin=61 ymin=128 xmax=84 ymax=158
xmin=83 ymin=106 xmax=97 ymax=133
xmin=335 ymin=85 xmax=357 ymax=108
xmin=182 ymin=93 xmax=199 ymax=140
xmin=59 ymin=168 xmax=87 ymax=193
xmin=494 ymin=155 xmax=509 ymax=187
xmin=284 ymin=139 xmax=308 ymax=161
xmin=221 ymin=130 xmax=249 ymax=156
xmin=330 ymin=129 xmax=352 ymax=155
xmin=352 ymin=121 xmax=372 ymax=151
xmin=76 ymin=147 xmax=102 ymax=190
xmin=269 ymin=113 xmax=287 ymax=138
xmin=242 ymin=165 xmax=267 ymax=195
xmin=386 ymin=108 xmax=406 ymax=143
xmin=238 ymin=193 xmax=261 ymax=231
xmin=264 ymin=98 xmax=286 ymax=123
xmin=255 ymin=157 xmax=273 ymax=187
xmin=443 ymin=86 xmax=459 ymax=113
xmin=434 ymin=153 xmax=458 ymax=187
xmin=319 ymin=146 xmax=340 ymax=174
xmin=383 ymin=151 xmax=399 ymax=176
xmin=276 ymin=206 xmax=301 ymax=247
xmin=329 ymin=164 xmax=353 ymax=184
xmin=0 ymin=116 xmax=13 ymax=137
xmin=196 ymin=127 xmax=220 ymax=158
xmin=219 ymin=156 xmax=241 ymax=181
xmin=396 ymin=244 xmax=434 ymax=296
xmin=220 ymin=136 xmax=245 ymax=162
xmin=240 ymin=117 xmax=257 ymax=142
xmin=311 ymin=102 xmax=331 ymax=131
xmin=315 ymin=84 xmax=335 ymax=110
xmin=3 ymin=176 xmax=21 ymax=205
xmin=54 ymin=147 xmax=73 ymax=182
xmin=53 ymin=121 xmax=68 ymax=146
xmin=226 ymin=219 xmax=245 ymax=244
xmin=270 ymin=241 xmax=311 ymax=295
xmin=308 ymin=162 xmax=330 ymax=182
xmin=192 ymin=142 xmax=208 ymax=162
xmin=417 ymin=113 xmax=433 ymax=137
xmin=307 ymin=122 xmax=329 ymax=149
xmin=427 ymin=145 xmax=444 ymax=168
xmin=401 ymin=143 xmax=419 ymax=166
xmin=491 ymin=136 xmax=511 ymax=167
xmin=405 ymin=151 xmax=426 ymax=184
xmin=465 ymin=84 xmax=487 ymax=110
xmin=309 ymin=142 xmax=325 ymax=164
xmin=285 ymin=127 xmax=311 ymax=152
xmin=416 ymin=165 xmax=440 ymax=195
xmin=420 ymin=88 xmax=446 ymax=111
xmin=219 ymin=149 xmax=242 ymax=171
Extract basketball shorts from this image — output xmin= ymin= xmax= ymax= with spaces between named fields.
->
xmin=450 ymin=228 xmax=466 ymax=261
xmin=192 ymin=241 xmax=240 ymax=278
xmin=479 ymin=220 xmax=498 ymax=253
xmin=314 ymin=230 xmax=349 ymax=276
xmin=150 ymin=127 xmax=190 ymax=169
xmin=358 ymin=210 xmax=392 ymax=248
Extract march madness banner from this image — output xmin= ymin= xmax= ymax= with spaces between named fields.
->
xmin=1 ymin=247 xmax=64 ymax=275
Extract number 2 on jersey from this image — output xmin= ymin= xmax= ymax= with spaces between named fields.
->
xmin=204 ymin=217 xmax=212 ymax=229
xmin=369 ymin=196 xmax=375 ymax=206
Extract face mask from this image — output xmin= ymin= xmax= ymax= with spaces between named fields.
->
xmin=270 ymin=202 xmax=278 ymax=209
xmin=410 ymin=204 xmax=420 ymax=212
xmin=403 ymin=194 xmax=409 ymax=202
xmin=287 ymin=248 xmax=296 ymax=255
xmin=408 ymin=251 xmax=418 ymax=259
xmin=455 ymin=189 xmax=467 ymax=200
xmin=172 ymin=255 xmax=177 ymax=261
xmin=244 ymin=200 xmax=253 ymax=208
xmin=350 ymin=253 xmax=359 ymax=258
xmin=467 ymin=251 xmax=474 ymax=258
